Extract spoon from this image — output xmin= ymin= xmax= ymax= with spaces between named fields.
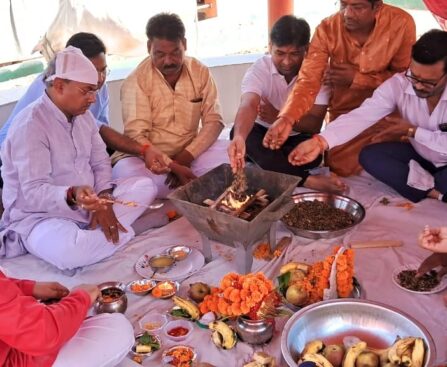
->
xmin=103 ymin=198 xmax=164 ymax=210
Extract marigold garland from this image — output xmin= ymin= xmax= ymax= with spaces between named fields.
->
xmin=198 ymin=272 xmax=274 ymax=318
xmin=302 ymin=246 xmax=355 ymax=304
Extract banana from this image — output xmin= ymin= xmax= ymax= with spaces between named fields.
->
xmin=279 ymin=262 xmax=310 ymax=275
xmin=209 ymin=320 xmax=237 ymax=350
xmin=172 ymin=296 xmax=200 ymax=320
xmin=301 ymin=353 xmax=334 ymax=367
xmin=342 ymin=341 xmax=367 ymax=367
xmin=411 ymin=338 xmax=425 ymax=367
xmin=388 ymin=337 xmax=415 ymax=365
xmin=302 ymin=340 xmax=325 ymax=355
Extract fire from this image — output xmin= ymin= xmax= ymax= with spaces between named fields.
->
xmin=222 ymin=189 xmax=251 ymax=210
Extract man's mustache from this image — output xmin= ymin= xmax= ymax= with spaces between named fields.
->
xmin=163 ymin=64 xmax=178 ymax=70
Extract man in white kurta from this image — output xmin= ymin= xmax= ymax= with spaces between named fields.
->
xmin=0 ymin=46 xmax=156 ymax=270
xmin=288 ymin=30 xmax=447 ymax=204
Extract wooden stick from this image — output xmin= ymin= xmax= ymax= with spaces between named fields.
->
xmin=203 ymin=199 xmax=215 ymax=206
xmin=210 ymin=186 xmax=233 ymax=209
xmin=349 ymin=240 xmax=403 ymax=249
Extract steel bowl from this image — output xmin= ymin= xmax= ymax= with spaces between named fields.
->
xmin=148 ymin=254 xmax=176 ymax=274
xmin=126 ymin=279 xmax=157 ymax=296
xmin=282 ymin=192 xmax=365 ymax=239
xmin=94 ymin=281 xmax=127 ymax=314
xmin=128 ymin=332 xmax=161 ymax=363
xmin=281 ymin=299 xmax=436 ymax=367
xmin=167 ymin=245 xmax=192 ymax=261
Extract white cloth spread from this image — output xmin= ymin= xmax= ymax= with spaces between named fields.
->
xmin=407 ymin=159 xmax=435 ymax=191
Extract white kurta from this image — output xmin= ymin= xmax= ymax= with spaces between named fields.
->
xmin=0 ymin=92 xmax=156 ymax=269
xmin=320 ymin=72 xmax=447 ymax=167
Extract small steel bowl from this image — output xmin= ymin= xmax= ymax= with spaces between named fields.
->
xmin=282 ymin=192 xmax=365 ymax=239
xmin=167 ymin=245 xmax=192 ymax=261
xmin=127 ymin=279 xmax=157 ymax=296
xmin=281 ymin=299 xmax=436 ymax=367
xmin=94 ymin=281 xmax=127 ymax=314
xmin=162 ymin=345 xmax=197 ymax=366
xmin=128 ymin=332 xmax=161 ymax=363
xmin=151 ymin=280 xmax=179 ymax=299
xmin=148 ymin=254 xmax=176 ymax=274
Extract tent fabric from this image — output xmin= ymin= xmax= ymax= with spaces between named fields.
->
xmin=423 ymin=0 xmax=447 ymax=30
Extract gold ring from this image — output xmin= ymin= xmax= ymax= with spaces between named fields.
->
xmin=110 ymin=225 xmax=115 ymax=229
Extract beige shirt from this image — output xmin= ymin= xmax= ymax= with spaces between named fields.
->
xmin=112 ymin=56 xmax=224 ymax=165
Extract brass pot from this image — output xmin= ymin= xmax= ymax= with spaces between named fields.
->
xmin=235 ymin=316 xmax=274 ymax=345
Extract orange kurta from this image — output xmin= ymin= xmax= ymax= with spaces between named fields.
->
xmin=280 ymin=4 xmax=416 ymax=176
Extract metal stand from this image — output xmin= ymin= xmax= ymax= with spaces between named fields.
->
xmin=199 ymin=223 xmax=277 ymax=274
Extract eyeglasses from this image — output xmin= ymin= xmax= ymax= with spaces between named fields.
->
xmin=73 ymin=86 xmax=99 ymax=97
xmin=405 ymin=70 xmax=447 ymax=89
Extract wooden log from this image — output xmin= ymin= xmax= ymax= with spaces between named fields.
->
xmin=203 ymin=199 xmax=215 ymax=206
xmin=210 ymin=186 xmax=233 ymax=209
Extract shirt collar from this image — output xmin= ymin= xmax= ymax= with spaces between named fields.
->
xmin=42 ymin=91 xmax=78 ymax=128
xmin=268 ymin=56 xmax=298 ymax=85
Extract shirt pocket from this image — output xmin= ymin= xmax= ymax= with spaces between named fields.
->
xmin=173 ymin=96 xmax=202 ymax=135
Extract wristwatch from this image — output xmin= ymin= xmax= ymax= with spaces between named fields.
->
xmin=407 ymin=127 xmax=416 ymax=138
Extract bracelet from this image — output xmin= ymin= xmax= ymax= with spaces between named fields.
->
xmin=66 ymin=186 xmax=77 ymax=206
xmin=312 ymin=135 xmax=327 ymax=153
xmin=140 ymin=144 xmax=150 ymax=156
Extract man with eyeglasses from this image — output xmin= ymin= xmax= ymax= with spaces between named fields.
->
xmin=0 ymin=32 xmax=161 ymax=178
xmin=0 ymin=46 xmax=157 ymax=271
xmin=263 ymin=0 xmax=416 ymax=177
xmin=228 ymin=15 xmax=347 ymax=193
xmin=112 ymin=13 xmax=229 ymax=197
xmin=287 ymin=30 xmax=447 ymax=204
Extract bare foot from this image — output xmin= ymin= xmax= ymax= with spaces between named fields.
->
xmin=304 ymin=174 xmax=348 ymax=194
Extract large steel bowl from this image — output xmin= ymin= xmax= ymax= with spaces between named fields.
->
xmin=282 ymin=192 xmax=365 ymax=239
xmin=281 ymin=299 xmax=436 ymax=367
xmin=94 ymin=281 xmax=128 ymax=314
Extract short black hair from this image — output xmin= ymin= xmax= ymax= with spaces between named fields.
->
xmin=146 ymin=13 xmax=185 ymax=41
xmin=65 ymin=32 xmax=106 ymax=59
xmin=270 ymin=15 xmax=310 ymax=49
xmin=412 ymin=29 xmax=447 ymax=73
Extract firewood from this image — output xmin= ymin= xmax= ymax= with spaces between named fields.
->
xmin=203 ymin=199 xmax=215 ymax=206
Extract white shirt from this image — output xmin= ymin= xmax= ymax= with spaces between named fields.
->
xmin=321 ymin=72 xmax=447 ymax=167
xmin=241 ymin=55 xmax=329 ymax=132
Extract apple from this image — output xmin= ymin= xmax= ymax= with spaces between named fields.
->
xmin=188 ymin=282 xmax=211 ymax=303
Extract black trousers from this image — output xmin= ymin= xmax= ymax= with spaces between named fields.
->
xmin=230 ymin=124 xmax=322 ymax=185
xmin=360 ymin=142 xmax=447 ymax=203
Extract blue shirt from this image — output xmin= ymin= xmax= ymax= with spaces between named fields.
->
xmin=0 ymin=73 xmax=110 ymax=147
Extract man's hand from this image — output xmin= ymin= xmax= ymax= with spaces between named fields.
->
xmin=258 ymin=97 xmax=279 ymax=124
xmin=172 ymin=150 xmax=194 ymax=167
xmin=228 ymin=135 xmax=246 ymax=173
xmin=73 ymin=186 xmax=107 ymax=211
xmin=417 ymin=253 xmax=447 ymax=279
xmin=288 ymin=136 xmax=327 ymax=166
xmin=371 ymin=116 xmax=415 ymax=143
xmin=323 ymin=63 xmax=356 ymax=88
xmin=89 ymin=204 xmax=127 ymax=243
xmin=71 ymin=284 xmax=100 ymax=306
xmin=263 ymin=117 xmax=294 ymax=150
xmin=419 ymin=226 xmax=447 ymax=253
xmin=33 ymin=282 xmax=69 ymax=300
xmin=166 ymin=162 xmax=197 ymax=189
xmin=143 ymin=146 xmax=170 ymax=174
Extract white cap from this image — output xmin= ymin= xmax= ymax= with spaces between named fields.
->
xmin=46 ymin=46 xmax=98 ymax=85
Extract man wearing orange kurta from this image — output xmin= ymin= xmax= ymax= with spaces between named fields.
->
xmin=263 ymin=0 xmax=416 ymax=176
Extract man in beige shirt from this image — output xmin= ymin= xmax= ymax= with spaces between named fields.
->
xmin=112 ymin=13 xmax=228 ymax=197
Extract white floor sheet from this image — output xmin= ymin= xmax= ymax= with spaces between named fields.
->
xmin=1 ymin=172 xmax=446 ymax=366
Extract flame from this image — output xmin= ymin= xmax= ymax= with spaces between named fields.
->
xmin=221 ymin=190 xmax=251 ymax=210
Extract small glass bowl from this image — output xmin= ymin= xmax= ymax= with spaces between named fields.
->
xmin=139 ymin=313 xmax=168 ymax=334
xmin=164 ymin=319 xmax=193 ymax=342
